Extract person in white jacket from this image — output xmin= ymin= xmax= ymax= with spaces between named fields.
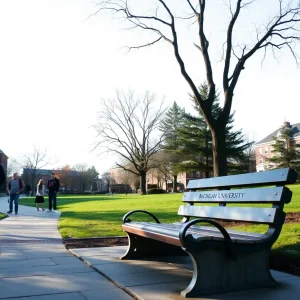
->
xmin=35 ymin=179 xmax=45 ymax=211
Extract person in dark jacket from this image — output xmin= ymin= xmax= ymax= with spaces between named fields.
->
xmin=47 ymin=172 xmax=60 ymax=212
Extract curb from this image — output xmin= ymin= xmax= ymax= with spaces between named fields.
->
xmin=68 ymin=248 xmax=142 ymax=300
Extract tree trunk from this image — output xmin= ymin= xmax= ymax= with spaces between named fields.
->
xmin=140 ymin=170 xmax=147 ymax=195
xmin=205 ymin=133 xmax=210 ymax=178
xmin=173 ymin=174 xmax=178 ymax=192
xmin=211 ymin=126 xmax=228 ymax=177
xmin=165 ymin=176 xmax=168 ymax=194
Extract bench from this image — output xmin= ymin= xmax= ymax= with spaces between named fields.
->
xmin=121 ymin=168 xmax=298 ymax=297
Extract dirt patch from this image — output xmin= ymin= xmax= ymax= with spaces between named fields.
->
xmin=63 ymin=212 xmax=300 ymax=277
xmin=284 ymin=212 xmax=300 ymax=223
xmin=64 ymin=236 xmax=128 ymax=249
xmin=270 ymin=253 xmax=300 ymax=276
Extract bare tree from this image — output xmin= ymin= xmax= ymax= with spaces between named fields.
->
xmin=60 ymin=165 xmax=73 ymax=192
xmin=19 ymin=145 xmax=52 ymax=192
xmin=96 ymin=0 xmax=300 ymax=176
xmin=150 ymin=151 xmax=180 ymax=191
xmin=238 ymin=134 xmax=257 ymax=173
xmin=93 ymin=90 xmax=167 ymax=194
xmin=118 ymin=168 xmax=139 ymax=190
xmin=147 ymin=167 xmax=164 ymax=188
xmin=74 ymin=164 xmax=99 ymax=192
xmin=73 ymin=163 xmax=87 ymax=192
xmin=149 ymin=154 xmax=174 ymax=192
xmin=101 ymin=171 xmax=111 ymax=192
xmin=242 ymin=145 xmax=256 ymax=173
xmin=7 ymin=158 xmax=21 ymax=177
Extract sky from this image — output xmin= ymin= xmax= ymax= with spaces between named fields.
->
xmin=0 ymin=0 xmax=300 ymax=176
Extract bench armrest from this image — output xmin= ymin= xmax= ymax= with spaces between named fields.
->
xmin=123 ymin=210 xmax=160 ymax=224
xmin=179 ymin=218 xmax=236 ymax=260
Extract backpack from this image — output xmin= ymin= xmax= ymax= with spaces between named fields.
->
xmin=8 ymin=178 xmax=24 ymax=190
xmin=0 ymin=164 xmax=6 ymax=185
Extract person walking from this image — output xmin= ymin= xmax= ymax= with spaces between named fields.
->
xmin=47 ymin=172 xmax=60 ymax=212
xmin=7 ymin=172 xmax=24 ymax=215
xmin=35 ymin=179 xmax=45 ymax=211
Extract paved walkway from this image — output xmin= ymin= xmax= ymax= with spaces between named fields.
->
xmin=1 ymin=195 xmax=300 ymax=299
xmin=0 ymin=196 xmax=132 ymax=299
xmin=71 ymin=247 xmax=300 ymax=300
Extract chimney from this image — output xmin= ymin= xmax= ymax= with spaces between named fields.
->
xmin=284 ymin=121 xmax=290 ymax=127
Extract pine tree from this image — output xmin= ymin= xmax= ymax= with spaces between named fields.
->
xmin=267 ymin=124 xmax=300 ymax=171
xmin=159 ymin=102 xmax=186 ymax=191
xmin=177 ymin=83 xmax=253 ymax=176
xmin=160 ymin=102 xmax=185 ymax=150
xmin=176 ymin=112 xmax=212 ymax=177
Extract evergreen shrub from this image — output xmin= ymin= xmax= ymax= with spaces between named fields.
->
xmin=147 ymin=188 xmax=166 ymax=194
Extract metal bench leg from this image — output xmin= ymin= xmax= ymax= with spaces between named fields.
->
xmin=121 ymin=232 xmax=186 ymax=260
xmin=181 ymin=248 xmax=278 ymax=298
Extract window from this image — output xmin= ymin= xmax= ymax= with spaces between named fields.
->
xmin=196 ymin=171 xmax=200 ymax=177
xmin=264 ymin=147 xmax=268 ymax=154
xmin=259 ymin=148 xmax=262 ymax=154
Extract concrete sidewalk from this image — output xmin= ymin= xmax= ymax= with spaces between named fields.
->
xmin=1 ymin=196 xmax=300 ymax=299
xmin=71 ymin=247 xmax=300 ymax=300
xmin=0 ymin=196 xmax=133 ymax=299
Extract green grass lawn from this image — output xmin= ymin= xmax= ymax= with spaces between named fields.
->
xmin=0 ymin=213 xmax=6 ymax=220
xmin=18 ymin=184 xmax=300 ymax=260
xmin=19 ymin=193 xmax=183 ymax=238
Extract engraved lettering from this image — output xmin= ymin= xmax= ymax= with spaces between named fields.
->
xmin=198 ymin=192 xmax=245 ymax=199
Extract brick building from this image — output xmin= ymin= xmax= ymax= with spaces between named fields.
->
xmin=255 ymin=121 xmax=300 ymax=172
xmin=93 ymin=178 xmax=109 ymax=193
xmin=22 ymin=168 xmax=81 ymax=193
xmin=110 ymin=166 xmax=208 ymax=193
xmin=22 ymin=168 xmax=108 ymax=194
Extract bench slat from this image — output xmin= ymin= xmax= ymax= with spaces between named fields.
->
xmin=182 ymin=186 xmax=292 ymax=203
xmin=178 ymin=205 xmax=277 ymax=224
xmin=131 ymin=222 xmax=264 ymax=240
xmin=187 ymin=168 xmax=298 ymax=190
xmin=122 ymin=223 xmax=184 ymax=247
xmin=122 ymin=222 xmax=265 ymax=244
xmin=168 ymin=222 xmax=264 ymax=239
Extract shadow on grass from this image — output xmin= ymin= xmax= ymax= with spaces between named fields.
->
xmin=20 ymin=194 xmax=127 ymax=205
xmin=58 ymin=195 xmax=128 ymax=201
xmin=270 ymin=242 xmax=300 ymax=276
xmin=272 ymin=242 xmax=300 ymax=256
xmin=58 ymin=209 xmax=181 ymax=223
xmin=18 ymin=195 xmax=133 ymax=211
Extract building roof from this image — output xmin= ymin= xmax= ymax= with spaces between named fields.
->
xmin=23 ymin=168 xmax=80 ymax=177
xmin=256 ymin=122 xmax=300 ymax=145
xmin=0 ymin=149 xmax=9 ymax=158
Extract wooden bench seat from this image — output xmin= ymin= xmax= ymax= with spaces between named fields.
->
xmin=124 ymin=222 xmax=265 ymax=242
xmin=121 ymin=168 xmax=298 ymax=297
